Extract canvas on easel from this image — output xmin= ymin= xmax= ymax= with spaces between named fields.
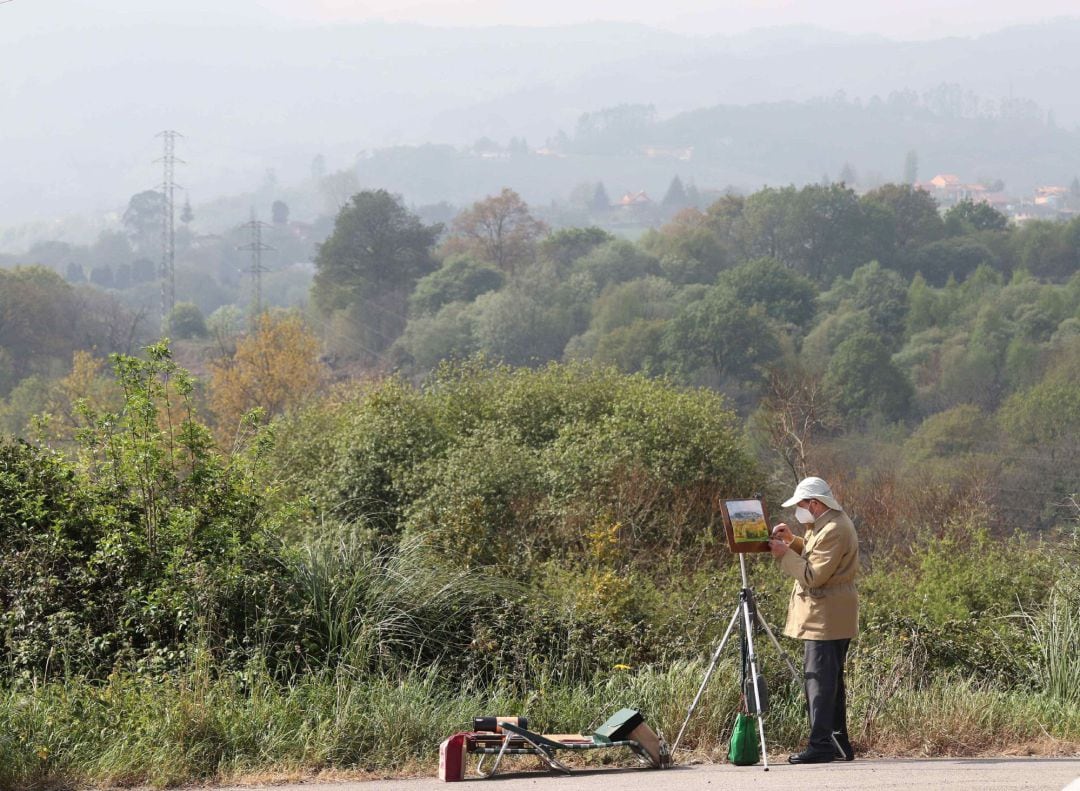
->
xmin=720 ymin=498 xmax=771 ymax=553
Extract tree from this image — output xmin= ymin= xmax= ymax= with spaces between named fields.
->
xmin=861 ymin=183 xmax=945 ymax=268
xmin=113 ymin=263 xmax=132 ymax=291
xmin=716 ymin=257 xmax=818 ymax=329
xmin=592 ymin=319 xmax=667 ymax=374
xmin=180 ymin=195 xmax=194 ymax=225
xmin=588 ymin=276 xmax=677 ymax=335
xmin=131 ymin=257 xmax=157 ymax=284
xmin=311 ymin=153 xmax=327 ymax=182
xmin=903 ymin=149 xmax=919 ymax=185
xmin=820 ymin=261 xmax=909 ymax=350
xmin=121 ymin=190 xmax=165 ymax=253
xmin=312 ymin=190 xmax=441 ymax=353
xmin=319 ymin=168 xmax=361 ymax=213
xmin=167 ymin=302 xmax=208 ymax=339
xmin=904 ymin=404 xmax=994 ymax=462
xmin=662 ymin=176 xmax=688 ymax=211
xmin=393 ymin=302 xmax=479 ymax=371
xmin=944 ymin=199 xmax=1009 ymax=233
xmin=573 ymin=240 xmax=660 ymax=288
xmin=446 ymin=189 xmax=548 ymax=276
xmin=0 ymin=266 xmax=79 ymax=389
xmin=1010 ymin=220 xmax=1075 ymax=281
xmin=643 ymin=207 xmax=734 ymax=284
xmin=739 ymin=184 xmax=878 ymax=283
xmin=573 ymin=104 xmax=658 ymax=154
xmin=471 ymin=289 xmax=567 ymax=365
xmin=408 ymin=256 xmax=504 ymax=316
xmin=911 ymin=238 xmax=999 ymax=286
xmin=824 ymin=331 xmax=913 ymax=422
xmin=592 ymin=182 xmax=611 ymax=212
xmin=664 ymin=286 xmax=781 ymax=385
xmin=65 ymin=261 xmax=86 ymax=284
xmin=540 ymin=227 xmax=614 ymax=270
xmin=271 ymin=200 xmax=290 ymax=225
xmin=209 ymin=312 xmax=326 ymax=435
xmin=89 ymin=265 xmax=113 ymax=289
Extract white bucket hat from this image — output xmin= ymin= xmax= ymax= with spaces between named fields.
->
xmin=782 ymin=476 xmax=842 ymax=511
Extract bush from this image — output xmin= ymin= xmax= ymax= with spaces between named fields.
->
xmin=167 ymin=302 xmax=208 ymax=339
xmin=264 ymin=360 xmax=762 ymax=562
xmin=0 ymin=344 xmax=290 ymax=682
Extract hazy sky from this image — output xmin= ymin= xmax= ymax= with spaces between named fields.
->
xmin=288 ymin=0 xmax=1079 ymax=38
xmin=11 ymin=0 xmax=1080 ymax=39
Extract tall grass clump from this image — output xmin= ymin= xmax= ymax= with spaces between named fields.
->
xmin=1022 ymin=540 xmax=1080 ymax=705
xmin=283 ymin=528 xmax=518 ymax=675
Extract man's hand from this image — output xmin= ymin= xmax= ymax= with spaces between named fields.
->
xmin=771 ymin=523 xmax=794 ymax=544
xmin=769 ymin=523 xmax=792 ymax=558
xmin=768 ymin=538 xmax=789 ymax=558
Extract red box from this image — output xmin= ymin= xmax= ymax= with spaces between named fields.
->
xmin=438 ymin=733 xmax=468 ymax=781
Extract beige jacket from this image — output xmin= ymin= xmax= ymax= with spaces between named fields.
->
xmin=779 ymin=508 xmax=859 ymax=640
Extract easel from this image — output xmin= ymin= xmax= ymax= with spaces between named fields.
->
xmin=671 ymin=552 xmax=803 ymax=771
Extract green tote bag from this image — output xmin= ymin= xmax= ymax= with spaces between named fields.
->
xmin=728 ymin=712 xmax=760 ymax=766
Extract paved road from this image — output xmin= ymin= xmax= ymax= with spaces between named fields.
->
xmin=217 ymin=758 xmax=1080 ymax=791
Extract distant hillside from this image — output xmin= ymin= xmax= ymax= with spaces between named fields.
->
xmin=4 ymin=17 xmax=1080 ymax=227
xmin=344 ymin=95 xmax=1080 ymax=210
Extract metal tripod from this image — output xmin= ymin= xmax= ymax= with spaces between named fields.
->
xmin=671 ymin=553 xmax=802 ymax=771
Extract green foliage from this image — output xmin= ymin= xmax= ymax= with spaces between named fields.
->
xmin=664 ymin=286 xmax=782 ymax=385
xmin=592 ymin=319 xmax=667 ymax=374
xmin=715 ymin=257 xmax=817 ymax=329
xmin=571 ymin=239 xmax=661 ymax=288
xmin=861 ymin=183 xmax=945 ymax=253
xmin=824 ymin=331 xmax=913 ymax=422
xmin=408 ymin=255 xmax=504 ymax=316
xmin=471 ymin=288 xmax=572 ymax=365
xmin=739 ymin=183 xmax=884 ymax=282
xmin=314 ymin=190 xmax=441 ymax=312
xmin=393 ymin=301 xmax=479 ymax=370
xmin=1023 ymin=541 xmax=1080 ymax=704
xmin=6 ymin=177 xmax=1080 ymax=785
xmin=588 ymin=276 xmax=678 ymax=335
xmin=944 ymin=199 xmax=1009 ymax=234
xmin=1010 ymin=220 xmax=1077 ymax=281
xmin=911 ymin=237 xmax=1000 ymax=286
xmin=859 ymin=525 xmax=1055 ymax=684
xmin=540 ymin=226 xmax=614 ymax=269
xmin=820 ymin=261 xmax=909 ymax=349
xmin=904 ymin=404 xmax=993 ymax=462
xmin=0 ymin=343 xmax=289 ymax=682
xmin=167 ymin=301 xmax=208 ymax=339
xmin=264 ymin=361 xmax=761 ymax=565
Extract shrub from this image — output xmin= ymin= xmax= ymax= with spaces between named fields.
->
xmin=0 ymin=344 xmax=290 ymax=682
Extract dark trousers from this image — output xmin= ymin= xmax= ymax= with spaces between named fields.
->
xmin=803 ymin=638 xmax=850 ymax=752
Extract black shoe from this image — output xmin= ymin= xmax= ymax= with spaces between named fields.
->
xmin=788 ymin=749 xmax=835 ymax=764
xmin=833 ymin=735 xmax=854 ymax=761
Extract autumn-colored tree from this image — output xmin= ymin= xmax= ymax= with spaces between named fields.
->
xmin=42 ymin=351 xmax=123 ymax=443
xmin=445 ymin=188 xmax=548 ymax=276
xmin=209 ymin=312 xmax=326 ymax=439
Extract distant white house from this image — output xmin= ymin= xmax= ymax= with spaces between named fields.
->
xmin=642 ymin=145 xmax=694 ymax=161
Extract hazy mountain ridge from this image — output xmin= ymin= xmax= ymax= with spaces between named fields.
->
xmin=3 ymin=17 xmax=1080 ymax=230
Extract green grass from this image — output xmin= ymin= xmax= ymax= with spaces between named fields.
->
xmin=3 ymin=656 xmax=1077 ymax=790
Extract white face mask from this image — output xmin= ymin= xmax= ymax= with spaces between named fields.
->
xmin=795 ymin=506 xmax=815 ymax=524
